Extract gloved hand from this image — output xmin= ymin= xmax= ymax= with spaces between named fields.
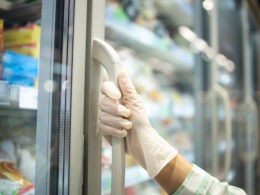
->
xmin=99 ymin=72 xmax=178 ymax=178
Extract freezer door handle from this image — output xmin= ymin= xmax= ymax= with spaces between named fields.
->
xmin=215 ymin=85 xmax=232 ymax=180
xmin=92 ymin=38 xmax=125 ymax=195
xmin=208 ymin=85 xmax=232 ymax=180
xmin=237 ymin=97 xmax=259 ymax=161
xmin=237 ymin=97 xmax=259 ymax=195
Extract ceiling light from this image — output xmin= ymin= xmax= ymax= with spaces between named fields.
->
xmin=202 ymin=0 xmax=214 ymax=11
xmin=178 ymin=26 xmax=197 ymax=42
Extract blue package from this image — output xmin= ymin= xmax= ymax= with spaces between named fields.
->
xmin=2 ymin=51 xmax=39 ymax=79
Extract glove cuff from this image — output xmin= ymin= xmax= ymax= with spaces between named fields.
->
xmin=142 ymin=130 xmax=178 ymax=178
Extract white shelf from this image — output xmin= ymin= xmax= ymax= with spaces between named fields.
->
xmin=105 ymin=19 xmax=194 ymax=73
xmin=0 ymin=82 xmax=38 ymax=111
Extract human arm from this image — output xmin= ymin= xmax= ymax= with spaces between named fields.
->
xmin=99 ymin=72 xmax=246 ymax=195
xmin=100 ymin=72 xmax=191 ymax=193
xmin=155 ymin=154 xmax=192 ymax=194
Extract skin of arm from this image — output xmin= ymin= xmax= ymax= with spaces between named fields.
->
xmin=99 ymin=74 xmax=192 ymax=194
xmin=155 ymin=154 xmax=193 ymax=194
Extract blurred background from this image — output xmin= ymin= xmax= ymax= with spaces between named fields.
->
xmin=0 ymin=0 xmax=259 ymax=195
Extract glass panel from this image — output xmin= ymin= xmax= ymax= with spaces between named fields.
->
xmin=102 ymin=0 xmax=260 ymax=194
xmin=0 ymin=0 xmax=74 ymax=194
xmin=103 ymin=0 xmax=195 ymax=194
xmin=0 ymin=1 xmax=41 ymax=194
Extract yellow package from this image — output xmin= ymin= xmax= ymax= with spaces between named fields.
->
xmin=4 ymin=24 xmax=41 ymax=48
xmin=0 ymin=19 xmax=3 ymax=53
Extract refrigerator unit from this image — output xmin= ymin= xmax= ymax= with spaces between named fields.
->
xmin=0 ymin=0 xmax=259 ymax=194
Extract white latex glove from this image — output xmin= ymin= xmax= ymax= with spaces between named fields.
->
xmin=99 ymin=72 xmax=178 ymax=178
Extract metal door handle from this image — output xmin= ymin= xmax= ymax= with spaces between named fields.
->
xmin=208 ymin=85 xmax=232 ymax=180
xmin=244 ymin=97 xmax=259 ymax=158
xmin=215 ymin=85 xmax=232 ymax=180
xmin=92 ymin=38 xmax=125 ymax=195
xmin=237 ymin=97 xmax=259 ymax=195
xmin=238 ymin=97 xmax=259 ymax=161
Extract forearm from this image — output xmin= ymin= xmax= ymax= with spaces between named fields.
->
xmin=154 ymin=154 xmax=192 ymax=194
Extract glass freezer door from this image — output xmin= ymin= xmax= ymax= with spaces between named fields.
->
xmin=0 ymin=0 xmax=84 ymax=194
xmin=84 ymin=0 xmax=197 ymax=194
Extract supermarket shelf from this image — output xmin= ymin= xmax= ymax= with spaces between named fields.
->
xmin=155 ymin=0 xmax=193 ymax=28
xmin=105 ymin=19 xmax=194 ymax=73
xmin=0 ymin=1 xmax=41 ymax=24
xmin=102 ymin=165 xmax=150 ymax=193
xmin=0 ymin=104 xmax=36 ymax=117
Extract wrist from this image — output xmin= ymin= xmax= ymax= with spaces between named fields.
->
xmin=155 ymin=154 xmax=192 ymax=194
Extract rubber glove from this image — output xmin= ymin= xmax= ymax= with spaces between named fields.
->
xmin=99 ymin=72 xmax=178 ymax=178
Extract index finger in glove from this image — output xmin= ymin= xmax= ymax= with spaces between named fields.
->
xmin=101 ymin=81 xmax=121 ymax=100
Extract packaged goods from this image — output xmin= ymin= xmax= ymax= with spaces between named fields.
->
xmin=0 ymin=19 xmax=3 ymax=79
xmin=3 ymin=51 xmax=38 ymax=77
xmin=0 ymin=145 xmax=34 ymax=195
xmin=4 ymin=24 xmax=41 ymax=59
xmin=19 ymin=150 xmax=35 ymax=182
xmin=0 ymin=19 xmax=3 ymax=53
xmin=4 ymin=25 xmax=40 ymax=48
xmin=2 ymin=51 xmax=38 ymax=87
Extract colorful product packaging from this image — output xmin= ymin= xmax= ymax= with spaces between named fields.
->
xmin=0 ymin=145 xmax=33 ymax=195
xmin=2 ymin=51 xmax=38 ymax=87
xmin=0 ymin=19 xmax=3 ymax=80
xmin=4 ymin=24 xmax=41 ymax=59
xmin=0 ymin=19 xmax=3 ymax=53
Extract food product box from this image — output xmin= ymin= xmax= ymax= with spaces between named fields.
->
xmin=4 ymin=24 xmax=41 ymax=48
xmin=2 ymin=51 xmax=38 ymax=87
xmin=4 ymin=24 xmax=41 ymax=59
xmin=0 ymin=19 xmax=3 ymax=79
xmin=0 ymin=145 xmax=33 ymax=195
xmin=0 ymin=19 xmax=3 ymax=53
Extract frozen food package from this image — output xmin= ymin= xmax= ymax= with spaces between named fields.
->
xmin=2 ymin=51 xmax=38 ymax=87
xmin=19 ymin=150 xmax=35 ymax=183
xmin=3 ymin=51 xmax=38 ymax=78
xmin=3 ymin=24 xmax=41 ymax=59
xmin=4 ymin=24 xmax=40 ymax=48
xmin=0 ymin=145 xmax=34 ymax=195
xmin=0 ymin=19 xmax=3 ymax=53
xmin=0 ymin=19 xmax=3 ymax=79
